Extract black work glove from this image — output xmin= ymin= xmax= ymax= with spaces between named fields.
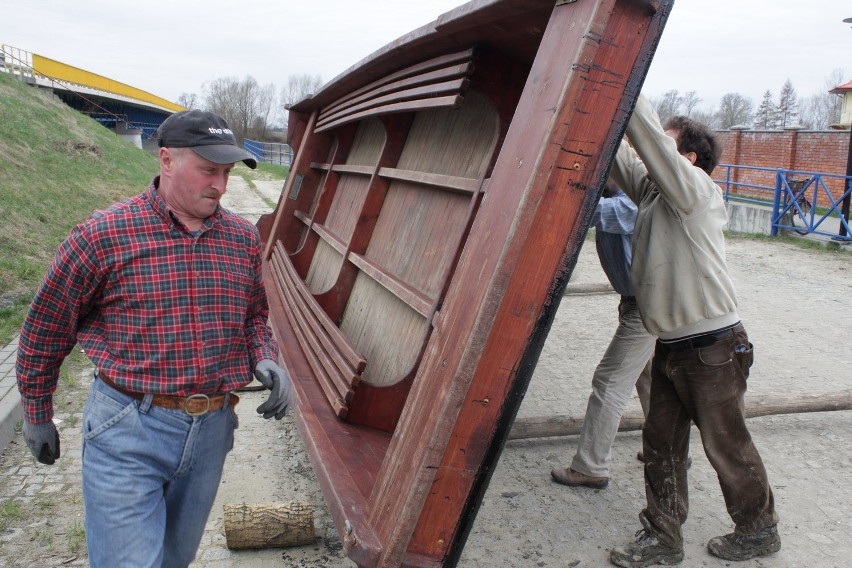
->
xmin=254 ymin=359 xmax=292 ymax=420
xmin=22 ymin=419 xmax=61 ymax=465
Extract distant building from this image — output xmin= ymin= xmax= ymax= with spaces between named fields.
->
xmin=829 ymin=80 xmax=852 ymax=129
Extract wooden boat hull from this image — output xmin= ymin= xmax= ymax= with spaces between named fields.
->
xmin=258 ymin=1 xmax=673 ymax=565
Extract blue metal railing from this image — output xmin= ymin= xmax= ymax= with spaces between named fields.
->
xmin=713 ymin=164 xmax=852 ymax=242
xmin=243 ymin=139 xmax=293 ymax=166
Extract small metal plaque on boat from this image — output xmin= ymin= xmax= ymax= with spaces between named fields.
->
xmin=288 ymin=175 xmax=304 ymax=200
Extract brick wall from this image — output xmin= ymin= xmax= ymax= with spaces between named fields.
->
xmin=714 ymin=129 xmax=850 ymax=208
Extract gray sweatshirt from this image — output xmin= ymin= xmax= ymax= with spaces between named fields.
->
xmin=608 ymin=96 xmax=740 ymax=340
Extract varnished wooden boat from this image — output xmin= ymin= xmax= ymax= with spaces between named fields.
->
xmin=257 ymin=1 xmax=673 ymax=565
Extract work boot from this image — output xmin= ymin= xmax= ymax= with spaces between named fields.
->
xmin=610 ymin=514 xmax=684 ymax=567
xmin=550 ymin=466 xmax=608 ymax=489
xmin=707 ymin=524 xmax=781 ymax=561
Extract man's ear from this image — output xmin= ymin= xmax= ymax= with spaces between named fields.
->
xmin=683 ymin=151 xmax=697 ymax=166
xmin=160 ymin=147 xmax=176 ymax=175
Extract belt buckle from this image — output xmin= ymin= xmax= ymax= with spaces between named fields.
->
xmin=185 ymin=394 xmax=211 ymax=416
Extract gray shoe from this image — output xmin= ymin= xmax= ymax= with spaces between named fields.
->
xmin=707 ymin=524 xmax=781 ymax=561
xmin=610 ymin=516 xmax=684 ymax=567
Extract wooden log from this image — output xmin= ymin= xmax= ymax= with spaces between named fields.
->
xmin=563 ymin=282 xmax=615 ymax=296
xmin=223 ymin=501 xmax=315 ymax=550
xmin=508 ymin=389 xmax=852 ymax=440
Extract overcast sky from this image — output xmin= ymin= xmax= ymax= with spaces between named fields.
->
xmin=3 ymin=0 xmax=850 ymax=111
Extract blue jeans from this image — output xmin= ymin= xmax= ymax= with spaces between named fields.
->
xmin=82 ymin=375 xmax=238 ymax=567
xmin=641 ymin=324 xmax=778 ymax=548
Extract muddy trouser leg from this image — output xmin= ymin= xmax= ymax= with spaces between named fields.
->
xmin=640 ymin=343 xmax=692 ymax=549
xmin=642 ymin=326 xmax=779 ymax=548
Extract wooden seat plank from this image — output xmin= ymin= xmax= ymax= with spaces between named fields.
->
xmin=311 ymin=223 xmax=348 ymax=256
xmin=315 ymin=95 xmax=464 ymax=133
xmin=268 ymin=243 xmax=367 ymax=415
xmin=293 ymin=210 xmax=311 ymax=226
xmin=319 ymin=64 xmax=472 ymax=125
xmin=321 ymin=48 xmax=476 ymax=117
xmin=316 ymin=77 xmax=470 ymax=131
xmin=329 ymin=164 xmax=375 ymax=176
xmin=269 ymin=254 xmax=351 ymax=409
xmin=377 ymin=167 xmax=481 ymax=194
xmin=268 ymin=258 xmax=349 ymax=416
xmin=275 ymin=260 xmax=358 ymax=400
xmin=275 ymin=243 xmax=366 ymax=374
xmin=348 ymin=253 xmax=434 ymax=318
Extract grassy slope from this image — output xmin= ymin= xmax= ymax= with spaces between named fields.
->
xmin=0 ymin=72 xmax=158 ymax=341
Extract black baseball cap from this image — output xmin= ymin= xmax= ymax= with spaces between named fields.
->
xmin=156 ymin=110 xmax=257 ymax=169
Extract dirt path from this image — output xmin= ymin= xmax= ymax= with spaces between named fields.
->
xmin=1 ymin=173 xmax=850 ymax=567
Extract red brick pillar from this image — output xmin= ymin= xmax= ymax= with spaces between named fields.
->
xmin=729 ymin=126 xmax=748 ymax=186
xmin=784 ymin=125 xmax=803 ymax=171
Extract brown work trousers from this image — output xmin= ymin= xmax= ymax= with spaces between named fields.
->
xmin=641 ymin=324 xmax=779 ymax=548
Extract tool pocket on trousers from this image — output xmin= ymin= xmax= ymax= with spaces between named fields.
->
xmin=734 ymin=342 xmax=754 ymax=374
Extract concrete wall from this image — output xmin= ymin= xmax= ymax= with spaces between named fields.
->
xmin=725 ymin=202 xmax=775 ymax=234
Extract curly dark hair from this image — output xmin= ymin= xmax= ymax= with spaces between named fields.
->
xmin=663 ymin=116 xmax=722 ymax=175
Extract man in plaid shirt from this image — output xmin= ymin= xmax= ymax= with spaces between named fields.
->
xmin=16 ymin=110 xmax=291 ymax=567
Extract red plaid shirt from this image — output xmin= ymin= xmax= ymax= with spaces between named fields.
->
xmin=17 ymin=180 xmax=278 ymax=423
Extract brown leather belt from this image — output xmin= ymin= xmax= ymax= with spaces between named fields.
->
xmin=98 ymin=373 xmax=238 ymax=416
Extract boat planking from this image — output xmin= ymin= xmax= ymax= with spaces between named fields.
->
xmin=256 ymin=0 xmax=674 ymax=565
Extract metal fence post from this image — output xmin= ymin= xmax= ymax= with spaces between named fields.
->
xmin=840 ymin=128 xmax=852 ymax=238
xmin=771 ymin=170 xmax=782 ymax=237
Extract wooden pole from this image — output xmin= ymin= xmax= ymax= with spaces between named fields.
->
xmin=562 ymin=282 xmax=615 ymax=296
xmin=508 ymin=389 xmax=852 ymax=440
xmin=223 ymin=501 xmax=315 ymax=550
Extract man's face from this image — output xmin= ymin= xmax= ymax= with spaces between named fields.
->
xmin=160 ymin=148 xmax=233 ymax=228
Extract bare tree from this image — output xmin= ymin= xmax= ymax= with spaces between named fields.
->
xmin=798 ymin=95 xmax=828 ymax=130
xmin=203 ymin=76 xmax=277 ymax=142
xmin=691 ymin=108 xmax=720 ymax=129
xmin=681 ymin=91 xmax=702 ymax=118
xmin=776 ymin=79 xmax=798 ymax=128
xmin=177 ymin=92 xmax=199 ymax=110
xmin=649 ymin=89 xmax=716 ymax=127
xmin=824 ymin=67 xmax=846 ymax=126
xmin=278 ymin=74 xmax=324 ymax=137
xmin=652 ymin=89 xmax=682 ymax=125
xmin=716 ymin=92 xmax=754 ymax=129
xmin=754 ymin=90 xmax=778 ymax=129
xmin=799 ymin=68 xmax=846 ymax=129
xmin=280 ymin=74 xmax=323 ymax=108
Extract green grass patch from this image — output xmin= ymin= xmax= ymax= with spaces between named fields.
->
xmin=33 ymin=527 xmax=54 ymax=549
xmin=255 ymin=161 xmax=290 ymax=179
xmin=0 ymin=73 xmax=291 ymax=344
xmin=34 ymin=495 xmax=54 ymax=512
xmin=725 ymin=230 xmax=852 ymax=255
xmin=0 ymin=72 xmax=158 ymax=342
xmin=67 ymin=521 xmax=86 ymax=554
xmin=0 ymin=499 xmax=24 ymax=518
xmin=0 ymin=498 xmax=25 ymax=521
